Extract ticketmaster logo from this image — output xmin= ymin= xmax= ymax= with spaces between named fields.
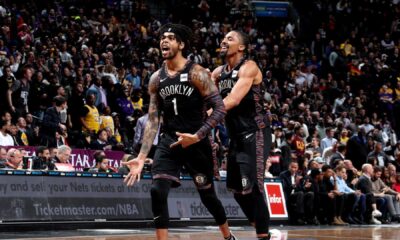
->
xmin=33 ymin=203 xmax=139 ymax=216
xmin=190 ymin=202 xmax=240 ymax=216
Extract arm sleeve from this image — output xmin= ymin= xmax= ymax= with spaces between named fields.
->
xmin=195 ymin=92 xmax=226 ymax=140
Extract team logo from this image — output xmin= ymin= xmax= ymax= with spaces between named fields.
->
xmin=195 ymin=174 xmax=207 ymax=186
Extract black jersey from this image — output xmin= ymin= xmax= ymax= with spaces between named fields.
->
xmin=157 ymin=60 xmax=205 ymax=135
xmin=11 ymin=79 xmax=30 ymax=109
xmin=217 ymin=59 xmax=268 ymax=137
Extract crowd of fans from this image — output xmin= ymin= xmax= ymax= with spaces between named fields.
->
xmin=0 ymin=0 xmax=400 ymax=226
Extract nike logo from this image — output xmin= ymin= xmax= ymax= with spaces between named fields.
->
xmin=154 ymin=216 xmax=161 ymax=220
xmin=160 ymin=77 xmax=168 ymax=82
xmin=245 ymin=133 xmax=253 ymax=139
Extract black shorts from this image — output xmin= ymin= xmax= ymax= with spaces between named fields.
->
xmin=151 ymin=133 xmax=214 ymax=189
xmin=226 ymin=127 xmax=271 ymax=194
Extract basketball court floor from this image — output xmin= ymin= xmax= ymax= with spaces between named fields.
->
xmin=1 ymin=225 xmax=400 ymax=240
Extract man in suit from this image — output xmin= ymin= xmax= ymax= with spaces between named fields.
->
xmin=40 ymin=96 xmax=67 ymax=147
xmin=356 ymin=163 xmax=384 ymax=224
xmin=330 ymin=143 xmax=346 ymax=168
xmin=279 ymin=161 xmax=314 ymax=225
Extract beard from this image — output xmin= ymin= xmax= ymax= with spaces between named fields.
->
xmin=162 ymin=47 xmax=179 ymax=60
xmin=219 ymin=50 xmax=227 ymax=58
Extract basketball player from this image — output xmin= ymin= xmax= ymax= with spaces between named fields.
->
xmin=123 ymin=24 xmax=236 ymax=240
xmin=212 ymin=30 xmax=272 ymax=240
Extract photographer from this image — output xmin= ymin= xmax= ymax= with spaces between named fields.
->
xmin=32 ymin=146 xmax=51 ymax=170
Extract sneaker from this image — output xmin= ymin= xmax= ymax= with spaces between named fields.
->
xmin=372 ymin=209 xmax=382 ymax=217
xmin=370 ymin=217 xmax=382 ymax=225
xmin=225 ymin=232 xmax=238 ymax=240
xmin=266 ymin=229 xmax=282 ymax=240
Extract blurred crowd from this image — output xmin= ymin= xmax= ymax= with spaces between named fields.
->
xmin=1 ymin=0 xmax=400 ymax=225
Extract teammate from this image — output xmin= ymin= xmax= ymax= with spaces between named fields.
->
xmin=212 ymin=30 xmax=272 ymax=240
xmin=123 ymin=24 xmax=236 ymax=240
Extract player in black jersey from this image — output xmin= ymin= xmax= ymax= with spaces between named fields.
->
xmin=212 ymin=30 xmax=272 ymax=240
xmin=123 ymin=24 xmax=236 ymax=240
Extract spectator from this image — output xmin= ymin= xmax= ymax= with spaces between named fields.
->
xmin=40 ymin=96 xmax=67 ymax=147
xmin=68 ymin=82 xmax=85 ymax=132
xmin=356 ymin=164 xmax=384 ymax=224
xmin=280 ymin=161 xmax=314 ymax=225
xmin=7 ymin=66 xmax=32 ymax=118
xmin=99 ymin=106 xmax=115 ymax=135
xmin=86 ymin=76 xmax=107 ymax=112
xmin=50 ymin=145 xmax=73 ymax=171
xmin=116 ymin=84 xmax=135 ymax=122
xmin=4 ymin=148 xmax=22 ymax=170
xmin=321 ymin=127 xmax=338 ymax=151
xmin=367 ymin=142 xmax=390 ymax=167
xmin=0 ymin=120 xmax=13 ymax=146
xmin=16 ymin=117 xmax=33 ymax=146
xmin=125 ymin=65 xmax=141 ymax=90
xmin=333 ymin=165 xmax=363 ymax=224
xmin=0 ymin=65 xmax=16 ymax=111
xmin=133 ymin=104 xmax=159 ymax=158
xmin=90 ymin=128 xmax=112 ymax=151
xmin=88 ymin=155 xmax=113 ymax=173
xmin=330 ymin=143 xmax=346 ymax=168
xmin=319 ymin=166 xmax=347 ymax=225
xmin=371 ymin=166 xmax=400 ymax=223
xmin=32 ymin=146 xmax=51 ymax=170
xmin=80 ymin=93 xmax=100 ymax=135
xmin=291 ymin=125 xmax=306 ymax=157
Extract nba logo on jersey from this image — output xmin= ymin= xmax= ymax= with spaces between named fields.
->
xmin=194 ymin=174 xmax=206 ymax=187
xmin=232 ymin=70 xmax=238 ymax=78
xmin=180 ymin=73 xmax=188 ymax=82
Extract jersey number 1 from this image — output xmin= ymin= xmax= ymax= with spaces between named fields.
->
xmin=172 ymin=98 xmax=178 ymax=115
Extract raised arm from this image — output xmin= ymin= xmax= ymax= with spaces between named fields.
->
xmin=223 ymin=60 xmax=261 ymax=111
xmin=170 ymin=65 xmax=226 ymax=149
xmin=191 ymin=65 xmax=226 ymax=140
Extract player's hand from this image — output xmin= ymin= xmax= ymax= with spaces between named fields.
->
xmin=122 ymin=158 xmax=145 ymax=186
xmin=170 ymin=132 xmax=200 ymax=148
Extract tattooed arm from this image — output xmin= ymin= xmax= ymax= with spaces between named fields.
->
xmin=123 ymin=71 xmax=160 ymax=185
xmin=138 ymin=71 xmax=161 ymax=158
xmin=170 ymin=65 xmax=226 ymax=148
xmin=192 ymin=65 xmax=226 ymax=139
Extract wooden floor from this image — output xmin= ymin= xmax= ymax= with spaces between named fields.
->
xmin=6 ymin=225 xmax=400 ymax=240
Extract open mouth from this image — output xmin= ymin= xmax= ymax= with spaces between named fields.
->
xmin=161 ymin=46 xmax=170 ymax=54
xmin=220 ymin=44 xmax=229 ymax=51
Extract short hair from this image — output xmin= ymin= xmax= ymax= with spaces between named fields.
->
xmin=335 ymin=165 xmax=346 ymax=173
xmin=337 ymin=144 xmax=346 ymax=153
xmin=361 ymin=163 xmax=372 ymax=173
xmin=95 ymin=155 xmax=106 ymax=164
xmin=53 ymin=96 xmax=66 ymax=107
xmin=321 ymin=164 xmax=331 ymax=172
xmin=232 ymin=30 xmax=250 ymax=52
xmin=97 ymin=128 xmax=107 ymax=137
xmin=93 ymin=150 xmax=105 ymax=162
xmin=284 ymin=131 xmax=294 ymax=140
xmin=159 ymin=23 xmax=193 ymax=55
xmin=36 ymin=146 xmax=49 ymax=155
xmin=7 ymin=148 xmax=19 ymax=158
xmin=57 ymin=145 xmax=71 ymax=154
xmin=373 ymin=166 xmax=382 ymax=173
